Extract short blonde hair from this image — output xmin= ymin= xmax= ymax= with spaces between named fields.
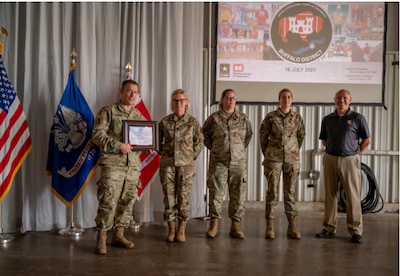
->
xmin=171 ymin=89 xmax=190 ymax=112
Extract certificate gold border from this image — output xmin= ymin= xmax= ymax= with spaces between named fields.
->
xmin=122 ymin=120 xmax=159 ymax=151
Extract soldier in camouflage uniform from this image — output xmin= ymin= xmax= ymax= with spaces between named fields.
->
xmin=203 ymin=89 xmax=253 ymax=239
xmin=92 ymin=80 xmax=148 ymax=255
xmin=159 ymin=89 xmax=204 ymax=243
xmin=259 ymin=88 xmax=305 ymax=239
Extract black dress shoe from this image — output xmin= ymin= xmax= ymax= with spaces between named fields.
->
xmin=315 ymin=229 xmax=335 ymax=238
xmin=351 ymin=234 xmax=362 ymax=243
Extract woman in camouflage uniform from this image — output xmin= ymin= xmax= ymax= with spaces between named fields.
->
xmin=159 ymin=89 xmax=204 ymax=242
xmin=203 ymin=89 xmax=253 ymax=239
xmin=259 ymin=88 xmax=305 ymax=239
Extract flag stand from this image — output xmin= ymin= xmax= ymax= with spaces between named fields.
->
xmin=58 ymin=205 xmax=84 ymax=237
xmin=129 ymin=219 xmax=142 ymax=231
xmin=0 ymin=202 xmax=14 ymax=244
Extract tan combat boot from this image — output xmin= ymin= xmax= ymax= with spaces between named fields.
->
xmin=265 ymin=205 xmax=275 ymax=239
xmin=230 ymin=219 xmax=245 ymax=239
xmin=95 ymin=230 xmax=107 ymax=255
xmin=287 ymin=214 xmax=301 ymax=239
xmin=206 ymin=218 xmax=219 ymax=238
xmin=110 ymin=226 xmax=135 ymax=248
xmin=175 ymin=220 xmax=187 ymax=243
xmin=166 ymin=220 xmax=176 ymax=242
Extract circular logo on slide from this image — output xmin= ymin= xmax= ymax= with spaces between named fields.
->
xmin=270 ymin=2 xmax=332 ymax=64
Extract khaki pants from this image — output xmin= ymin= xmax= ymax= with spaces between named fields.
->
xmin=323 ymin=153 xmax=363 ymax=236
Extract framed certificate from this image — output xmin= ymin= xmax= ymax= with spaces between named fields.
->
xmin=122 ymin=120 xmax=159 ymax=151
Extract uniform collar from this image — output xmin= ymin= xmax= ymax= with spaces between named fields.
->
xmin=117 ymin=101 xmax=134 ymax=113
xmin=278 ymin=108 xmax=292 ymax=117
xmin=171 ymin=112 xmax=188 ymax=121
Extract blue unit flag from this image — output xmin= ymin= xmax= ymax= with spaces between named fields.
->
xmin=46 ymin=68 xmax=100 ymax=206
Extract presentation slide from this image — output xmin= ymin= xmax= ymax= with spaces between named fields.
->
xmin=215 ymin=2 xmax=386 ymax=104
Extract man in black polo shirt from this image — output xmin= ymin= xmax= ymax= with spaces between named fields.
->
xmin=316 ymin=89 xmax=371 ymax=243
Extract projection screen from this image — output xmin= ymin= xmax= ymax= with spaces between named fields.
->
xmin=215 ymin=2 xmax=387 ymax=104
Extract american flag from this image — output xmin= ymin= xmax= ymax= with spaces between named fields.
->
xmin=0 ymin=54 xmax=32 ymax=202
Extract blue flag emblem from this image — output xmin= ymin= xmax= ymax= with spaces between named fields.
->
xmin=46 ymin=68 xmax=100 ymax=206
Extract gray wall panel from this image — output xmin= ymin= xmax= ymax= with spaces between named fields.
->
xmin=207 ymin=52 xmax=399 ymax=204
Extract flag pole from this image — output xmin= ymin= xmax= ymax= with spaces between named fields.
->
xmin=125 ymin=62 xmax=142 ymax=231
xmin=58 ymin=205 xmax=84 ymax=237
xmin=0 ymin=203 xmax=15 ymax=244
xmin=0 ymin=26 xmax=15 ymax=244
xmin=58 ymin=48 xmax=84 ymax=237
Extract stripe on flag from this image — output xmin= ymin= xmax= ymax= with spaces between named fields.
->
xmin=0 ymin=54 xmax=32 ymax=202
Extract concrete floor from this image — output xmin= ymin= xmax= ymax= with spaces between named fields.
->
xmin=0 ymin=209 xmax=398 ymax=276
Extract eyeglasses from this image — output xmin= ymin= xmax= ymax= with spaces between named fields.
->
xmin=172 ymin=99 xmax=187 ymax=104
xmin=224 ymin=96 xmax=237 ymax=101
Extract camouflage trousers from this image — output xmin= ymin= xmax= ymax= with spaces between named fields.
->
xmin=95 ymin=165 xmax=140 ymax=231
xmin=263 ymin=161 xmax=300 ymax=217
xmin=159 ymin=165 xmax=194 ymax=222
xmin=207 ymin=161 xmax=247 ymax=222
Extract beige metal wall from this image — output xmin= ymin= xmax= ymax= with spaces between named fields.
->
xmin=207 ymin=52 xmax=399 ymax=204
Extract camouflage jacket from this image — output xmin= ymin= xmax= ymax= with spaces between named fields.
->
xmin=159 ymin=112 xmax=204 ymax=167
xmin=203 ymin=110 xmax=253 ymax=164
xmin=92 ymin=102 xmax=144 ymax=167
xmin=259 ymin=108 xmax=305 ymax=163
